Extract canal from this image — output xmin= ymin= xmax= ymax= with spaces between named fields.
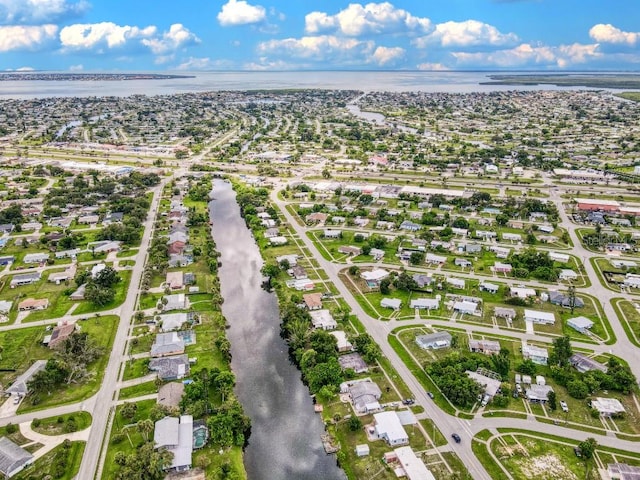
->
xmin=209 ymin=179 xmax=346 ymax=480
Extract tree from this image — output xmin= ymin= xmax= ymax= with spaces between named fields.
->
xmin=321 ymin=169 xmax=331 ymax=179
xmin=547 ymin=390 xmax=557 ymax=411
xmin=114 ymin=441 xmax=173 ymax=480
xmin=121 ymin=402 xmax=137 ymax=420
xmin=85 ymin=282 xmax=115 ymax=306
xmin=213 ymin=371 xmax=236 ymax=402
xmin=55 ymin=332 xmax=103 ymax=384
xmin=409 ymin=251 xmax=425 ymax=266
xmin=578 ymin=437 xmax=598 ymax=460
xmin=354 ymin=334 xmax=381 ymax=364
xmin=516 ymin=359 xmax=537 ymax=376
xmin=261 ymin=263 xmax=280 ymax=278
xmin=567 ymin=379 xmax=589 ymax=399
xmin=491 ymin=349 xmax=511 ymax=379
xmin=348 ymin=416 xmax=362 ymax=431
xmin=137 ymin=419 xmax=154 ymax=442
xmin=379 ymin=278 xmax=391 ymax=294
xmin=567 ymin=285 xmax=577 ymax=314
xmin=550 ymin=336 xmax=573 ymax=368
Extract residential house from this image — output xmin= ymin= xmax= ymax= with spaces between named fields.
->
xmin=149 ymin=355 xmax=190 ymax=380
xmin=380 ymin=298 xmax=401 ymax=310
xmin=547 ymin=290 xmax=584 ymax=308
xmin=55 ymin=249 xmax=81 ymax=259
xmin=373 ymin=412 xmax=409 ymax=446
xmin=153 ymin=415 xmax=193 ymax=472
xmin=91 ymin=263 xmax=106 ymax=278
xmin=370 ymin=248 xmax=385 ymax=261
xmin=23 ymin=253 xmax=49 ymax=264
xmin=567 ymin=316 xmax=594 ymax=334
xmin=263 ymin=228 xmax=280 ymax=239
xmin=400 ymin=220 xmax=421 ymax=232
xmin=4 ymin=360 xmax=47 ymax=396
xmin=163 ymin=294 xmax=187 ymax=311
xmin=309 ymin=310 xmax=337 ymax=330
xmin=47 ymin=323 xmax=76 ymax=349
xmin=416 ymin=331 xmax=452 ymax=350
xmin=361 ymin=269 xmax=389 ymax=286
xmin=329 ymin=331 xmax=353 ymax=352
xmin=386 ymin=446 xmax=436 ymax=480
xmin=276 ymin=254 xmax=298 ymax=267
xmin=289 ymin=265 xmax=308 ymax=280
xmin=48 ymin=217 xmax=73 ymax=228
xmin=522 ymin=344 xmax=549 ymax=365
xmin=494 ymin=307 xmax=516 ymax=320
xmin=338 ymin=245 xmax=362 ymax=256
xmin=151 ymin=332 xmax=186 ymax=357
xmin=453 ymin=300 xmax=479 ymax=315
xmin=455 ymin=258 xmax=472 ymax=268
xmin=490 ymin=246 xmax=511 ymax=258
xmin=0 ymin=300 xmax=11 ymax=314
xmin=90 ymin=240 xmax=122 ymax=254
xmin=510 ymin=287 xmax=536 ymax=299
xmin=303 ymin=293 xmax=323 ymax=310
xmin=48 ymin=264 xmax=76 ymax=284
xmin=426 ymin=253 xmax=447 ymax=265
xmin=413 ymin=274 xmax=433 ymax=289
xmin=479 ymin=282 xmax=499 ymax=294
xmin=469 ymin=339 xmax=501 ymax=355
xmin=0 ymin=224 xmax=14 ymax=234
xmin=465 ymin=243 xmax=482 ymax=254
xmin=103 ymin=212 xmax=124 ymax=225
xmin=502 ymin=233 xmax=521 ymax=242
xmin=592 ymin=398 xmax=626 ymax=417
xmin=11 ymin=272 xmax=41 ymax=289
xmin=608 ymin=463 xmax=640 ymax=480
xmin=70 ymin=284 xmax=86 ymax=300
xmin=342 ymin=379 xmax=381 ymax=413
xmin=18 ymin=298 xmax=48 ymax=311
xmin=305 ymin=212 xmax=328 ymax=224
xmin=410 ymin=298 xmax=439 ymax=310
xmin=0 ymin=256 xmax=14 ymax=266
xmin=78 ymin=214 xmax=100 ymax=225
xmin=570 ymin=353 xmax=607 ymax=374
xmin=338 ymin=353 xmax=369 ymax=374
xmin=525 ymin=384 xmax=554 ymax=403
xmin=269 ymin=236 xmax=288 ymax=246
xmin=447 ymin=277 xmax=465 ymax=289
xmin=323 ymin=229 xmax=342 ymax=239
xmin=158 ymin=312 xmax=194 ymax=332
xmin=169 ymin=254 xmax=193 ymax=268
xmin=0 ymin=437 xmax=33 ymax=478
xmin=467 ymin=370 xmax=502 ymax=397
xmin=165 ymin=271 xmax=184 ymax=290
xmin=623 ymin=274 xmax=640 ymax=289
xmin=559 ymin=269 xmax=578 ymax=281
xmin=549 ymin=252 xmax=570 ymax=263
xmin=493 ymin=262 xmax=513 ymax=274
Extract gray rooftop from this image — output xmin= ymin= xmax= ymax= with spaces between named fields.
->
xmin=0 ymin=437 xmax=33 ymax=477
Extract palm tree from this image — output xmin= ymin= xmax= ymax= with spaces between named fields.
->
xmin=137 ymin=419 xmax=154 ymax=442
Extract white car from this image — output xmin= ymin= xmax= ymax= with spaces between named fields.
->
xmin=560 ymin=401 xmax=569 ymax=412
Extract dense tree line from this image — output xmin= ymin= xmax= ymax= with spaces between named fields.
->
xmin=426 ymin=352 xmax=487 ymax=408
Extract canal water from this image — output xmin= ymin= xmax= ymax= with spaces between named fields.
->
xmin=209 ymin=179 xmax=345 ymax=480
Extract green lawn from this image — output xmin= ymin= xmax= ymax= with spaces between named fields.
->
xmin=118 ymin=381 xmax=158 ymax=400
xmin=14 ymin=441 xmax=85 ymax=480
xmin=122 ymin=357 xmax=150 ymax=381
xmin=612 ymin=298 xmax=640 ymax=347
xmin=32 ymin=412 xmax=92 ymax=435
xmin=18 ymin=315 xmax=120 ymax=413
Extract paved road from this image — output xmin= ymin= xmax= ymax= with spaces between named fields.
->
xmin=273 ymin=189 xmax=494 ymax=479
xmin=272 ymin=178 xmax=640 ymax=478
xmin=76 ymin=179 xmax=166 ymax=480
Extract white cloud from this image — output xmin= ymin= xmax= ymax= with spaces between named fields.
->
xmin=16 ymin=66 xmax=35 ymax=71
xmin=218 ymin=0 xmax=266 ymax=27
xmin=243 ymin=58 xmax=301 ymax=70
xmin=0 ymin=24 xmax=57 ymax=51
xmin=176 ymin=57 xmax=237 ymax=70
xmin=414 ymin=20 xmax=518 ymax=48
xmin=141 ymin=24 xmax=199 ymax=54
xmin=60 ymin=22 xmax=156 ymax=50
xmin=257 ymin=35 xmax=374 ymax=62
xmin=305 ymin=2 xmax=431 ymax=36
xmin=69 ymin=64 xmax=83 ymax=71
xmin=451 ymin=42 xmax=600 ymax=68
xmin=416 ymin=62 xmax=449 ymax=70
xmin=589 ymin=24 xmax=638 ymax=46
xmin=0 ymin=0 xmax=88 ymax=25
xmin=371 ymin=45 xmax=404 ymax=65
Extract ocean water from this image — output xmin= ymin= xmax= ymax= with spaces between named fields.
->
xmin=0 ymin=70 xmax=609 ymax=99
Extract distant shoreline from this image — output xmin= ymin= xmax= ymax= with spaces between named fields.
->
xmin=481 ymin=74 xmax=640 ymax=89
xmin=0 ymin=73 xmax=195 ymax=81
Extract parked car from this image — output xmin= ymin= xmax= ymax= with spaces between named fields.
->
xmin=560 ymin=401 xmax=569 ymax=412
xmin=451 ymin=433 xmax=461 ymax=443
xmin=427 ymin=392 xmax=435 ymax=399
xmin=402 ymin=398 xmax=415 ymax=405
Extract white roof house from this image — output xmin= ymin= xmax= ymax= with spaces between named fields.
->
xmin=0 ymin=437 xmax=33 ymax=478
xmin=510 ymin=287 xmax=536 ymax=298
xmin=559 ymin=269 xmax=578 ymax=280
xmin=416 ymin=331 xmax=452 ymax=350
xmin=361 ymin=269 xmax=390 ymax=283
xmin=550 ymin=252 xmax=570 ymax=263
xmin=0 ymin=300 xmax=12 ymax=314
xmin=393 ymin=446 xmax=436 ymax=480
xmin=159 ymin=312 xmax=191 ymax=332
xmin=374 ymin=411 xmax=409 ymax=446
xmin=163 ymin=293 xmax=187 ymax=311
xmin=410 ymin=298 xmax=439 ymax=310
xmin=526 ymin=384 xmax=554 ymax=402
xmin=309 ymin=309 xmax=337 ymax=330
xmin=447 ymin=277 xmax=465 ymax=289
xmin=329 ymin=330 xmax=353 ymax=352
xmin=5 ymin=360 xmax=47 ymax=396
xmin=153 ymin=415 xmax=193 ymax=472
xmin=381 ymin=298 xmax=402 ymax=310
xmin=355 ymin=444 xmax=370 ymax=457
xmin=522 ymin=344 xmax=549 ymax=365
xmin=524 ymin=309 xmax=555 ymax=325
xmin=425 ymin=253 xmax=447 ymax=264
xmin=567 ymin=316 xmax=594 ymax=334
xmin=592 ymin=398 xmax=626 ymax=417
xmin=453 ymin=301 xmax=479 ymax=315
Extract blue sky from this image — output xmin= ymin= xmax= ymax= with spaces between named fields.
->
xmin=0 ymin=0 xmax=638 ymax=71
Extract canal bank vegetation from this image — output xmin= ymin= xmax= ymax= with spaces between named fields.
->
xmin=105 ymin=175 xmax=248 ymax=480
xmin=233 ymin=180 xmax=470 ymax=480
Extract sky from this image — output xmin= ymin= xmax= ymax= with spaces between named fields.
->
xmin=0 ymin=0 xmax=638 ymax=72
